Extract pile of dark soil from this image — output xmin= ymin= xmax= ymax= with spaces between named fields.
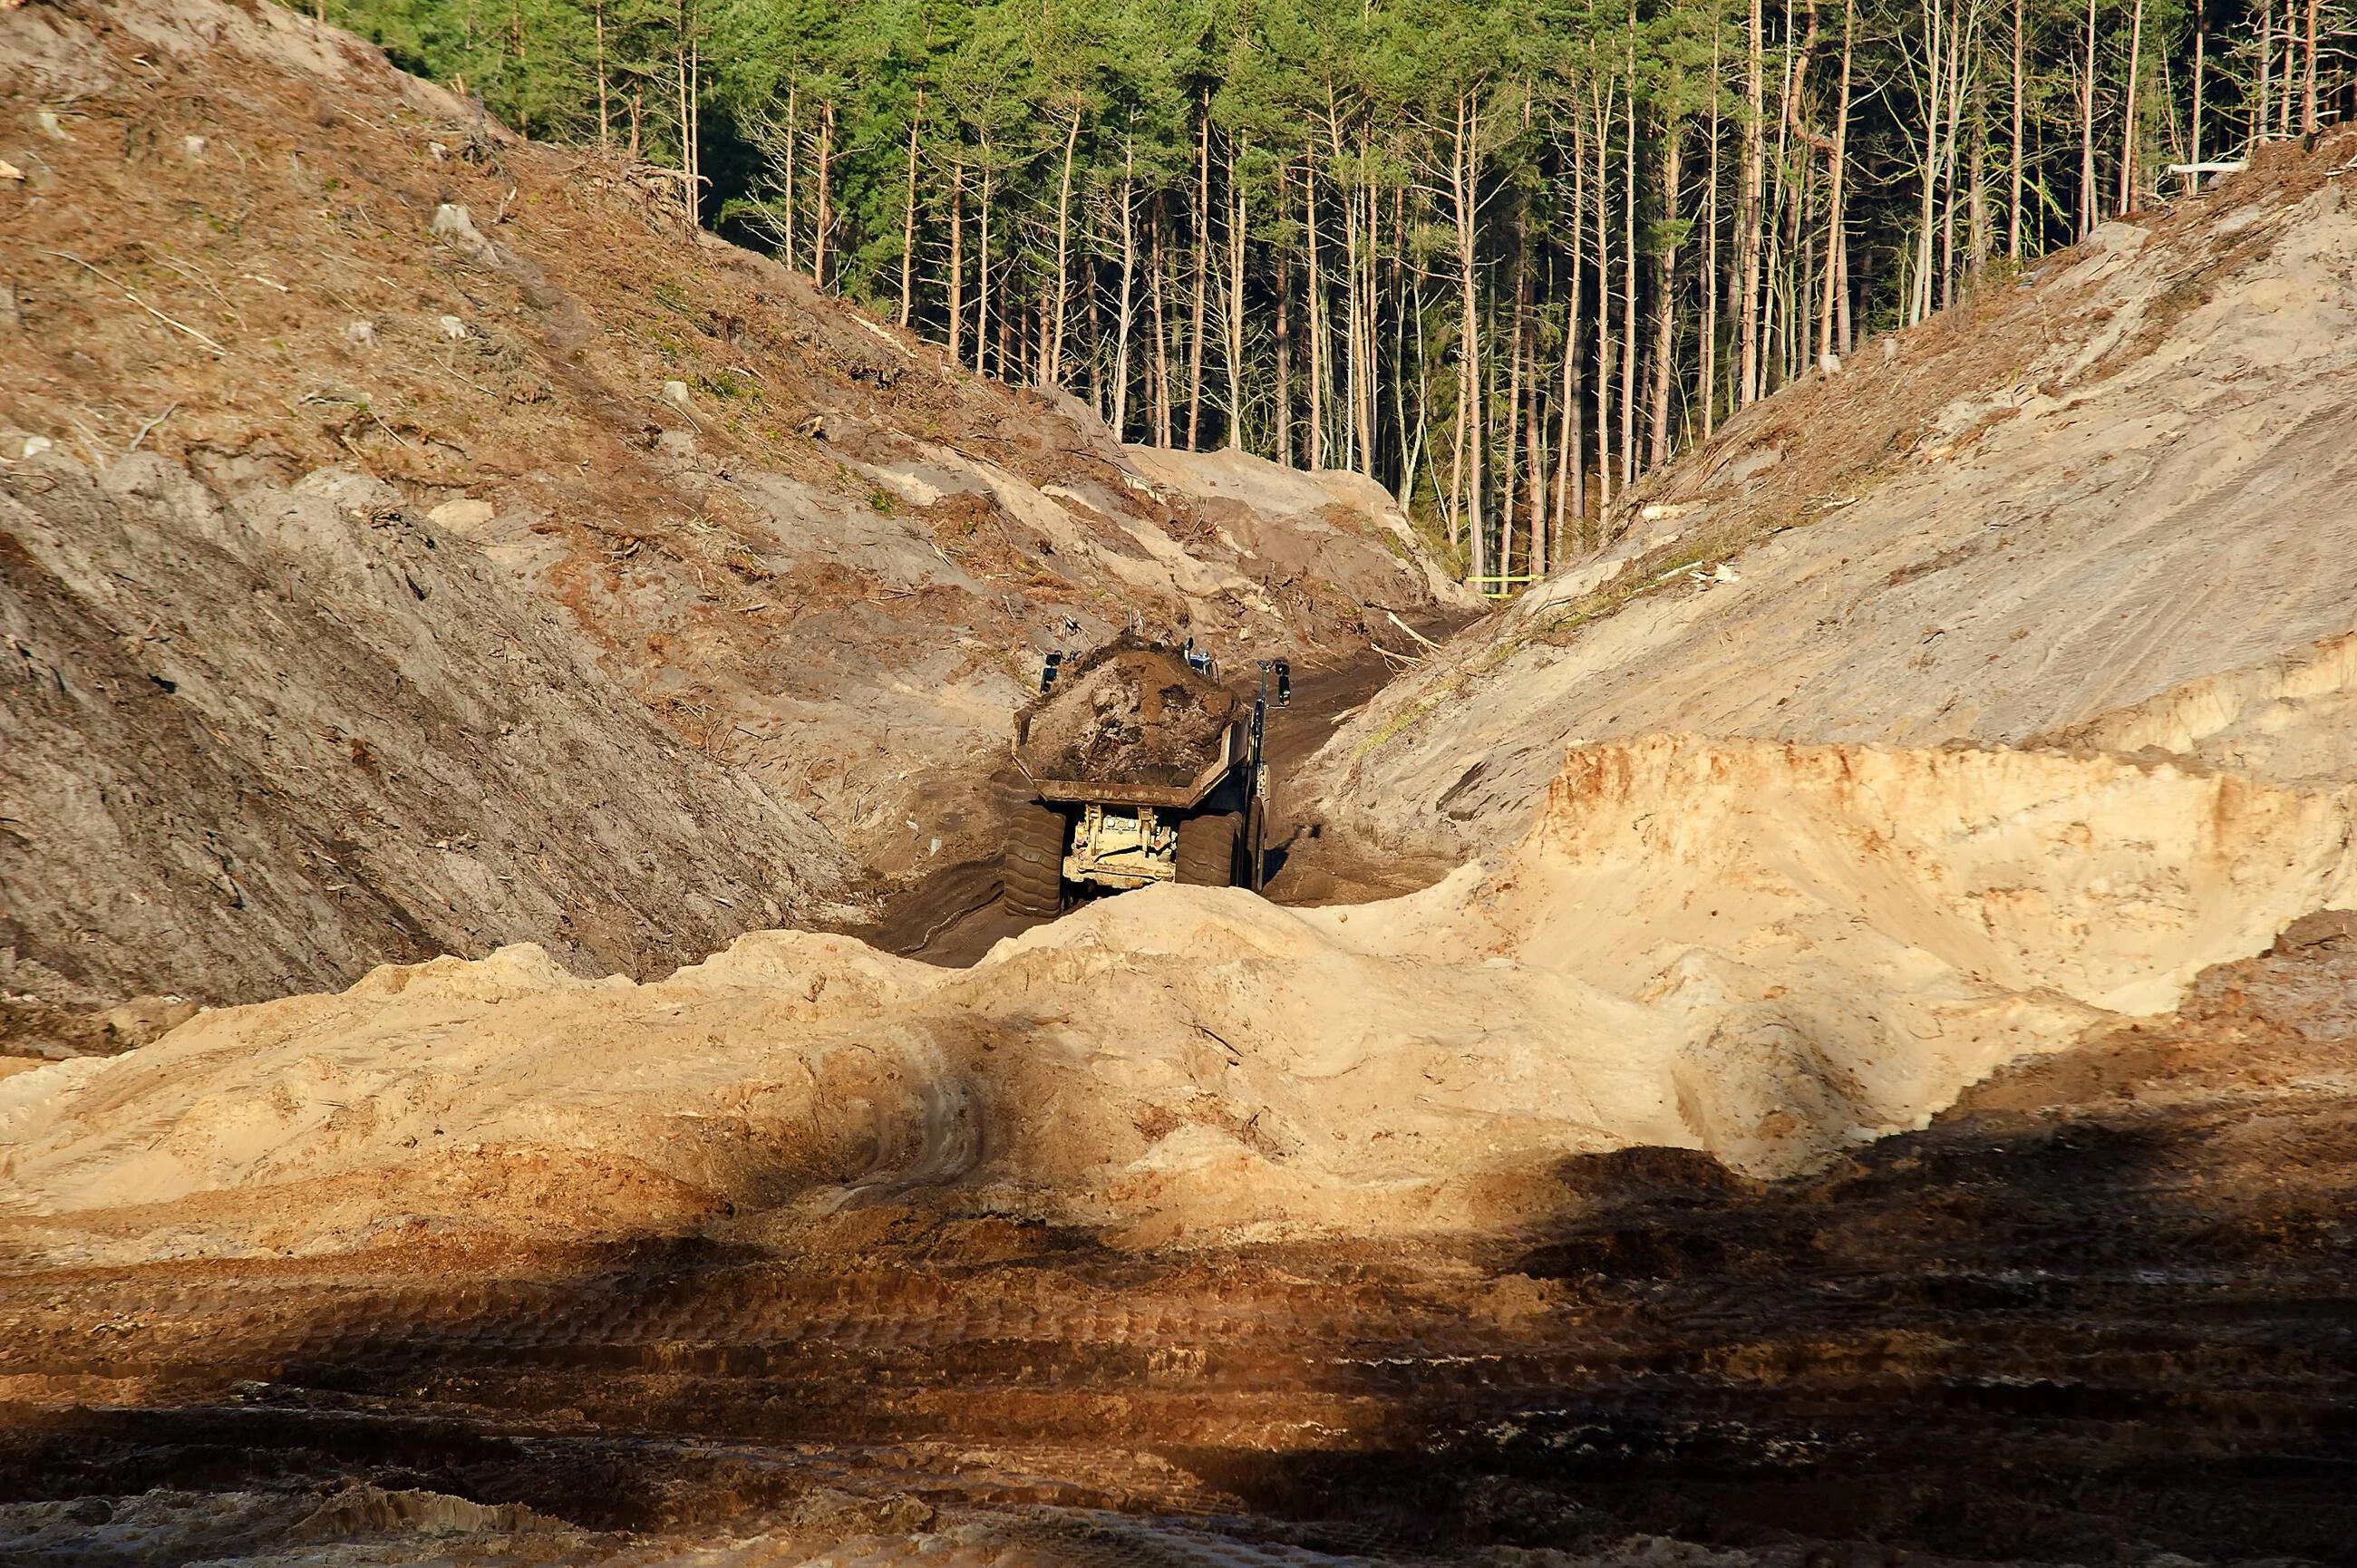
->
xmin=1017 ymin=639 xmax=1239 ymax=789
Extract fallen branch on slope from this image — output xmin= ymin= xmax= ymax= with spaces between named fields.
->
xmin=41 ymin=250 xmax=228 ymax=355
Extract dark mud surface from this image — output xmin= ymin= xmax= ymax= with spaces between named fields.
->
xmin=5 ymin=937 xmax=2353 ymax=1565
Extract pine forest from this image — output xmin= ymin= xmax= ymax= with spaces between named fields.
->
xmin=306 ymin=0 xmax=2353 ymax=586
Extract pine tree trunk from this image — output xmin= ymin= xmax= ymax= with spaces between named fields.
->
xmin=1969 ymin=91 xmax=1989 ymax=281
xmin=1151 ymin=204 xmax=1173 ymax=447
xmin=1595 ymin=82 xmax=1615 ymax=515
xmin=1402 ymin=272 xmax=1431 ymax=514
xmin=1306 ymin=158 xmax=1327 ymax=469
xmin=1527 ymin=319 xmax=1547 ymax=578
xmin=1557 ymin=106 xmax=1587 ymax=552
xmin=2190 ymin=1 xmax=2206 ymax=167
xmin=1619 ymin=78 xmax=1638 ymax=489
xmin=2009 ymin=0 xmax=2025 ymax=258
xmin=2278 ymin=0 xmax=2294 ymax=136
xmin=1327 ymin=98 xmax=1365 ymax=472
xmin=1821 ymin=0 xmax=1854 ymax=367
xmin=1446 ymin=366 xmax=1467 ymax=554
xmin=1836 ymin=217 xmax=1852 ymax=353
xmin=1739 ymin=0 xmax=1768 ymax=405
xmin=948 ymin=160 xmax=965 ymax=369
xmin=2079 ymin=0 xmax=2098 ymax=235
xmin=815 ymin=100 xmax=835 ymax=289
xmin=1505 ymin=203 xmax=1528 ymax=564
xmin=675 ymin=0 xmax=694 ymax=205
xmin=2258 ymin=0 xmax=2272 ymax=141
xmin=1051 ymin=107 xmax=1081 ymax=385
xmin=901 ymin=91 xmax=923 ymax=329
xmin=2119 ymin=0 xmax=2144 ymax=216
xmin=1086 ymin=256 xmax=1103 ymax=414
xmin=1353 ymin=139 xmax=1377 ymax=473
xmin=667 ymin=0 xmax=703 ymax=218
xmin=1114 ymin=148 xmax=1137 ymax=440
xmin=1452 ymin=93 xmax=1484 ymax=586
xmin=2303 ymin=0 xmax=2319 ymax=135
xmin=1389 ymin=182 xmax=1410 ymax=479
xmin=1940 ymin=111 xmax=1956 ymax=311
xmin=1937 ymin=8 xmax=1962 ymax=312
xmin=1702 ymin=32 xmax=1722 ymax=440
xmin=977 ymin=145 xmax=993 ymax=376
xmin=1916 ymin=0 xmax=1945 ymax=321
xmin=594 ymin=0 xmax=609 ymax=151
xmin=2272 ymin=0 xmax=2291 ymax=137
xmin=1647 ymin=119 xmax=1685 ymax=469
xmin=1275 ymin=162 xmax=1294 ymax=468
xmin=1188 ymin=110 xmax=1210 ymax=449
xmin=1484 ymin=284 xmax=1500 ymax=570
xmin=781 ymin=83 xmax=797 ymax=273
xmin=1227 ymin=136 xmax=1247 ymax=450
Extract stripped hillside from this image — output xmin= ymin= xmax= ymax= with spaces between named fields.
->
xmin=0 ymin=0 xmax=1469 ymax=1011
xmin=1305 ymin=132 xmax=2357 ymax=864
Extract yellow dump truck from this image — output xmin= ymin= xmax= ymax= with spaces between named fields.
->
xmin=999 ymin=634 xmax=1288 ymax=917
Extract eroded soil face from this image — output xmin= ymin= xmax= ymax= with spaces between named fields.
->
xmin=0 ymin=0 xmax=1469 ymax=1014
xmin=4 ymin=931 xmax=2352 ymax=1568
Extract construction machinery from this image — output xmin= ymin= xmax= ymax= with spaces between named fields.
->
xmin=999 ymin=634 xmax=1288 ymax=917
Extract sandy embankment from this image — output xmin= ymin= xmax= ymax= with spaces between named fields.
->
xmin=5 ymin=734 xmax=2349 ymax=1266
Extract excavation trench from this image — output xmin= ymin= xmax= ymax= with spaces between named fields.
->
xmin=856 ymin=644 xmax=1438 ymax=968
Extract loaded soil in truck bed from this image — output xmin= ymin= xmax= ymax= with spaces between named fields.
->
xmin=1015 ymin=640 xmax=1242 ymax=791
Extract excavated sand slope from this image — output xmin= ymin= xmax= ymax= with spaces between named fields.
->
xmin=0 ymin=0 xmax=1469 ymax=1009
xmin=6 ymin=733 xmax=2349 ymax=1263
xmin=1307 ymin=139 xmax=2357 ymax=864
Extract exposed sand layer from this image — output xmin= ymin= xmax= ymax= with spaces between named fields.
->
xmin=10 ymin=924 xmax=2354 ymax=1567
xmin=7 ymin=735 xmax=2347 ymax=1264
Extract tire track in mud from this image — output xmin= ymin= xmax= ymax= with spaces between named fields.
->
xmin=4 ymin=1210 xmax=2354 ymax=1557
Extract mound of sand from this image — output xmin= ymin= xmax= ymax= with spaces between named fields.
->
xmin=5 ymin=735 xmax=2348 ymax=1264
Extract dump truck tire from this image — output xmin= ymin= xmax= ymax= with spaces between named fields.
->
xmin=1002 ymin=799 xmax=1067 ymax=918
xmin=1177 ymin=811 xmax=1240 ymax=888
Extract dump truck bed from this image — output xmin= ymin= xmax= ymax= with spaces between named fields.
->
xmin=1014 ymin=640 xmax=1242 ymax=807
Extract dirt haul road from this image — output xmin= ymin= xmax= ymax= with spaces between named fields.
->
xmin=868 ymin=644 xmax=1433 ymax=967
